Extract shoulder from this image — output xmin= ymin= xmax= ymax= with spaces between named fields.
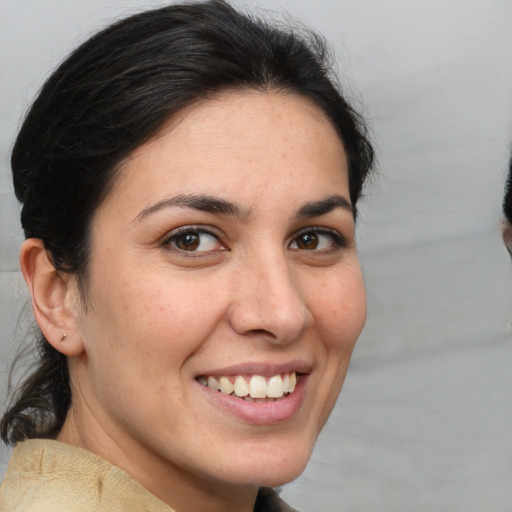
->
xmin=0 ymin=439 xmax=172 ymax=512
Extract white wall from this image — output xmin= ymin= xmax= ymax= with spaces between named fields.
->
xmin=1 ymin=1 xmax=512 ymax=510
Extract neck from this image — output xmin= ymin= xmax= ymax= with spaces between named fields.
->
xmin=57 ymin=405 xmax=259 ymax=512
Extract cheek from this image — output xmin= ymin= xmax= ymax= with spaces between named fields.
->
xmin=310 ymin=268 xmax=367 ymax=352
xmin=84 ymin=270 xmax=228 ymax=370
xmin=308 ymin=270 xmax=366 ymax=428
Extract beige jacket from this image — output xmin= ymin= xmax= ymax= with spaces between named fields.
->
xmin=0 ymin=439 xmax=297 ymax=511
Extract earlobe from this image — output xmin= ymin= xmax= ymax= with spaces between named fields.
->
xmin=20 ymin=238 xmax=85 ymax=357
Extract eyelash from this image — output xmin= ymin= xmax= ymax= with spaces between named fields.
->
xmin=163 ymin=226 xmax=226 ymax=254
xmin=162 ymin=226 xmax=347 ymax=255
xmin=289 ymin=227 xmax=347 ymax=253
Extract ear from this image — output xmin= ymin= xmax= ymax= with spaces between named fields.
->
xmin=20 ymin=238 xmax=85 ymax=357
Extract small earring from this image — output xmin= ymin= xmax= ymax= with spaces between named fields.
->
xmin=61 ymin=333 xmax=68 ymax=341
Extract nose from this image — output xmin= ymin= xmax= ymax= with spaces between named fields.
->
xmin=228 ymin=250 xmax=313 ymax=343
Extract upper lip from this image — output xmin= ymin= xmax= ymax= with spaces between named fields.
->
xmin=196 ymin=360 xmax=312 ymax=378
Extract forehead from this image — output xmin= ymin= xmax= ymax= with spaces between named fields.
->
xmin=98 ymin=90 xmax=349 ymax=218
xmin=136 ymin=90 xmax=344 ymax=161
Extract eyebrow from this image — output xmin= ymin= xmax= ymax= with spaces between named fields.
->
xmin=133 ymin=193 xmax=353 ymax=223
xmin=296 ymin=195 xmax=354 ymax=218
xmin=133 ymin=194 xmax=248 ymax=222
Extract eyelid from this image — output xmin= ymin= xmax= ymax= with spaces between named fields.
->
xmin=289 ymin=226 xmax=348 ymax=251
xmin=162 ymin=225 xmax=228 ymax=254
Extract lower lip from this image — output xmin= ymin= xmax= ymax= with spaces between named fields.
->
xmin=198 ymin=375 xmax=307 ymax=425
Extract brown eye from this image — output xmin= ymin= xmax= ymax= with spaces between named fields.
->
xmin=166 ymin=229 xmax=225 ymax=253
xmin=174 ymin=232 xmax=200 ymax=251
xmin=295 ymin=232 xmax=319 ymax=250
xmin=289 ymin=228 xmax=346 ymax=252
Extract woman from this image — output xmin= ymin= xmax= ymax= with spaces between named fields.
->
xmin=0 ymin=1 xmax=374 ymax=510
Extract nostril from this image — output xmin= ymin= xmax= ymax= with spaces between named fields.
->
xmin=247 ymin=328 xmax=275 ymax=338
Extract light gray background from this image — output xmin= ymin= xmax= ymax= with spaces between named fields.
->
xmin=1 ymin=1 xmax=512 ymax=511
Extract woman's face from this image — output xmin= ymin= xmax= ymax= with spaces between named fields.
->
xmin=67 ymin=91 xmax=366 ymax=497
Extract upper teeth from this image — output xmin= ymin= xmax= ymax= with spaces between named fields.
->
xmin=199 ymin=372 xmax=297 ymax=399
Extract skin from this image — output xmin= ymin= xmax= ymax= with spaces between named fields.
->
xmin=22 ymin=90 xmax=367 ymax=512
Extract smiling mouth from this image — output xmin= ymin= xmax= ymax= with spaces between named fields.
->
xmin=197 ymin=372 xmax=297 ymax=402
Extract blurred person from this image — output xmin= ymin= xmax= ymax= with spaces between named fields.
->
xmin=503 ymin=149 xmax=512 ymax=254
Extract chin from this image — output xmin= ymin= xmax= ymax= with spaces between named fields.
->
xmin=254 ymin=466 xmax=306 ymax=488
xmin=216 ymin=441 xmax=314 ymax=488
